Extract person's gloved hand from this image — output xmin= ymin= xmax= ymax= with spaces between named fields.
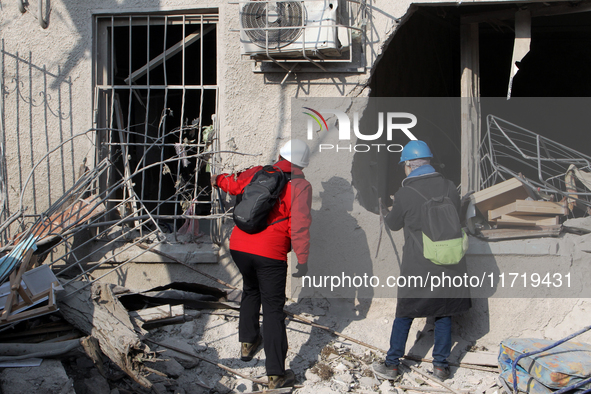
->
xmin=292 ymin=263 xmax=308 ymax=278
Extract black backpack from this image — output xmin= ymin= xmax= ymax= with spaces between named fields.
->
xmin=406 ymin=184 xmax=469 ymax=265
xmin=233 ymin=165 xmax=297 ymax=234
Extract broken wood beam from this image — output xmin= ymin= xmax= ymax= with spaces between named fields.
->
xmin=57 ymin=281 xmax=153 ymax=388
xmin=495 ymin=214 xmax=559 ymax=227
xmin=488 ymin=199 xmax=566 ymax=221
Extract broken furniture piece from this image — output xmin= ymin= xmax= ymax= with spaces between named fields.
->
xmin=0 ymin=236 xmax=63 ymax=326
xmin=0 ymin=263 xmax=63 ymax=326
xmin=470 ymin=177 xmax=567 ymax=240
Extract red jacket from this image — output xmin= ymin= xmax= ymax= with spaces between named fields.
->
xmin=216 ymin=160 xmax=312 ymax=264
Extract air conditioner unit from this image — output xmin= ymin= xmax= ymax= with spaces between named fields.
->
xmin=240 ymin=0 xmax=348 ymax=58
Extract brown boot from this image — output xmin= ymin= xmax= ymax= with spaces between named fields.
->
xmin=267 ymin=369 xmax=295 ymax=389
xmin=240 ymin=334 xmax=262 ymax=361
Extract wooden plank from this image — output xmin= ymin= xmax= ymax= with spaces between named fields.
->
xmin=460 ymin=22 xmax=481 ymax=196
xmin=1 ymin=272 xmax=17 ymax=321
xmin=489 ymin=200 xmax=566 ymax=221
xmin=479 ymin=225 xmax=562 ymax=240
xmin=496 ymin=214 xmax=559 ymax=227
xmin=471 ymin=178 xmax=532 ymax=217
xmin=1 ymin=298 xmax=58 ymax=324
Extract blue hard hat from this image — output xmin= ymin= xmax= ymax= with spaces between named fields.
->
xmin=399 ymin=140 xmax=433 ymax=164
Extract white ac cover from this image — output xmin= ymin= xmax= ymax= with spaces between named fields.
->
xmin=240 ymin=0 xmax=347 ymax=58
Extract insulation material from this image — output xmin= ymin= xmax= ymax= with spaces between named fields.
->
xmin=507 ymin=9 xmax=531 ymax=99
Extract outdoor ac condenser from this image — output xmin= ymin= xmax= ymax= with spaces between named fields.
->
xmin=240 ymin=0 xmax=348 ymax=58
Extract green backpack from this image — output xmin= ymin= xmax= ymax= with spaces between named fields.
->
xmin=406 ymin=184 xmax=469 ymax=265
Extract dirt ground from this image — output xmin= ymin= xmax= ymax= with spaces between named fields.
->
xmin=123 ymin=298 xmax=500 ymax=393
xmin=147 ymin=298 xmax=501 ymax=393
xmin=0 ymin=296 xmax=502 ymax=394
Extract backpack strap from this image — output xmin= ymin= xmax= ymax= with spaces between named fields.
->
xmin=267 ymin=171 xmax=302 ymax=227
xmin=406 ymin=183 xmax=451 ymax=201
xmin=405 ymin=185 xmax=428 ymax=201
xmin=404 ymin=182 xmax=454 ymax=250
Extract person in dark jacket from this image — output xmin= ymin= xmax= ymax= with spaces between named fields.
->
xmin=212 ymin=139 xmax=312 ymax=389
xmin=372 ymin=140 xmax=471 ymax=382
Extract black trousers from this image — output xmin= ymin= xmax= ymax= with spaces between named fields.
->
xmin=230 ymin=250 xmax=288 ymax=376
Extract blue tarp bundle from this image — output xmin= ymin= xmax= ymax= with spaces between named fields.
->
xmin=499 ymin=337 xmax=591 ymax=393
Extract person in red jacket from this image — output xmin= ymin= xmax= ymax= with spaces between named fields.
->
xmin=212 ymin=139 xmax=312 ymax=389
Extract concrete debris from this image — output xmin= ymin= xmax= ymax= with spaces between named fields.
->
xmin=0 ymin=294 xmax=507 ymax=394
xmin=145 ymin=356 xmax=185 ymax=378
xmin=83 ymin=369 xmax=111 ymax=394
xmin=234 ymin=378 xmax=254 ymax=393
xmin=0 ymin=359 xmax=75 ymax=394
xmin=150 ymin=337 xmax=201 ymax=369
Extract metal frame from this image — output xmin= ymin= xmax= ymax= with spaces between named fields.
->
xmin=93 ymin=13 xmax=221 ymax=241
xmin=480 ymin=115 xmax=591 ymax=212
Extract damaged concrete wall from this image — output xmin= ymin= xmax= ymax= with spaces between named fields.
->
xmin=2 ymin=0 xmax=590 ymax=357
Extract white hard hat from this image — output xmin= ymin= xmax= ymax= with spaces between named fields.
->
xmin=280 ymin=139 xmax=310 ymax=168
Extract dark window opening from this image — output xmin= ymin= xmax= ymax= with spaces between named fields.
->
xmin=95 ymin=14 xmax=218 ymax=235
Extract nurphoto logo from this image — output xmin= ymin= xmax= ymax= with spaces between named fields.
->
xmin=303 ymin=107 xmax=419 ymax=153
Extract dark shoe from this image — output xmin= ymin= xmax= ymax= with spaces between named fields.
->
xmin=433 ymin=365 xmax=451 ymax=380
xmin=268 ymin=369 xmax=295 ymax=389
xmin=371 ymin=361 xmax=399 ymax=380
xmin=240 ymin=335 xmax=262 ymax=361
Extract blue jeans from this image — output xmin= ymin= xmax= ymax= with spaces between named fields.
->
xmin=385 ymin=316 xmax=452 ymax=368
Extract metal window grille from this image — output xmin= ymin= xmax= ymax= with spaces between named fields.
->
xmin=93 ymin=13 xmax=220 ymax=241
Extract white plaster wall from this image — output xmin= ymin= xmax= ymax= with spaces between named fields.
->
xmin=0 ymin=0 xmax=411 ymax=211
xmin=2 ymin=0 xmax=588 ymax=353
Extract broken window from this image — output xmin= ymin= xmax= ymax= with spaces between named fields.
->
xmin=93 ymin=13 xmax=218 ymax=238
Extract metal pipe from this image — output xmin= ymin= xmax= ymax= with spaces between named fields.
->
xmin=38 ymin=0 xmax=48 ymax=29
